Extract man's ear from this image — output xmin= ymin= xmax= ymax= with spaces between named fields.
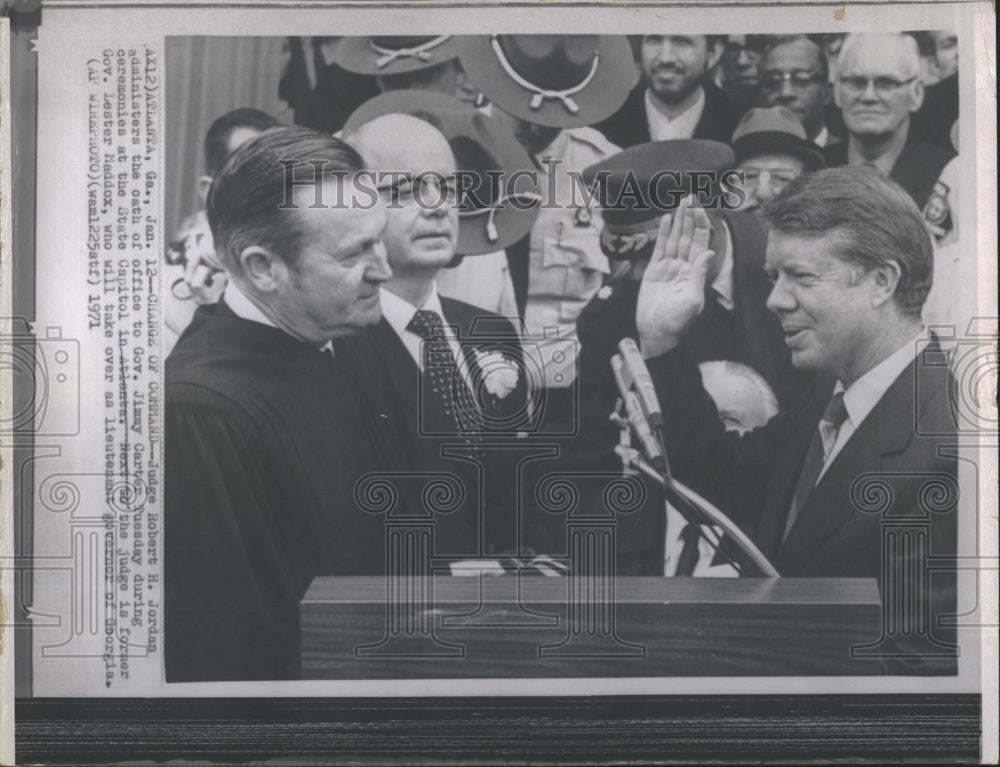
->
xmin=197 ymin=176 xmax=213 ymax=206
xmin=705 ymin=39 xmax=725 ymax=72
xmin=908 ymin=79 xmax=925 ymax=114
xmin=870 ymin=260 xmax=903 ymax=308
xmin=238 ymin=246 xmax=288 ymax=293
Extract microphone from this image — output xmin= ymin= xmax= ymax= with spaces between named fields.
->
xmin=623 ymin=392 xmax=667 ymax=476
xmin=610 ymin=353 xmax=631 ymax=402
xmin=617 ymin=338 xmax=663 ymax=429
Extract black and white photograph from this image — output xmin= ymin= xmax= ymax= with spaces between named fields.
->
xmin=1 ymin=1 xmax=996 ymax=763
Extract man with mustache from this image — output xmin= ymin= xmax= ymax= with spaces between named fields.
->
xmin=634 ymin=166 xmax=959 ymax=673
xmin=756 ymin=35 xmax=840 ymax=147
xmin=597 ymin=35 xmax=744 ymax=148
xmin=823 ymin=32 xmax=954 ymax=210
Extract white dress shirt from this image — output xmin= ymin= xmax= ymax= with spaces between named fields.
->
xmin=817 ymin=329 xmax=930 ymax=482
xmin=709 ymin=221 xmax=735 ymax=312
xmin=225 ymin=280 xmax=276 ymax=327
xmin=379 ymin=285 xmax=475 ymax=390
xmin=644 ymin=87 xmax=706 ymax=141
xmin=225 ymin=280 xmax=337 ymax=355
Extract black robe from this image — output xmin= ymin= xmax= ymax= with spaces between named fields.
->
xmin=164 ymin=302 xmax=410 ymax=682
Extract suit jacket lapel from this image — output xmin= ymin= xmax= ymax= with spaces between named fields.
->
xmin=776 ymin=352 xmax=921 ymax=573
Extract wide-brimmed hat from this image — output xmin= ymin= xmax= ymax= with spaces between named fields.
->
xmin=583 ymin=140 xmax=736 ymax=261
xmin=343 ymin=90 xmax=541 ymax=256
xmin=335 ymin=35 xmax=459 ymax=76
xmin=455 ymin=35 xmax=635 ymax=129
xmin=731 ymin=106 xmax=826 ymax=172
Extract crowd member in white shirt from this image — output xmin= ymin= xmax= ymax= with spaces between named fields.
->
xmin=456 ymin=34 xmax=634 ymax=430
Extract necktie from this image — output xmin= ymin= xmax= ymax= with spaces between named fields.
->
xmin=782 ymin=392 xmax=849 ymax=543
xmin=674 ymin=522 xmax=703 ymax=577
xmin=407 ymin=309 xmax=483 ymax=458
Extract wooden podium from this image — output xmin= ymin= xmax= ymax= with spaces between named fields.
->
xmin=300 ymin=576 xmax=885 ymax=678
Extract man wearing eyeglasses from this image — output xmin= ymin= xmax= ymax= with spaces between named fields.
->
xmin=339 ymin=111 xmax=543 ymax=559
xmin=757 ymin=35 xmax=840 ymax=147
xmin=823 ymin=33 xmax=955 ymax=210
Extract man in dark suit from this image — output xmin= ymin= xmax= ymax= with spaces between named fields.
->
xmin=568 ymin=140 xmax=810 ymax=575
xmin=597 ymin=35 xmax=744 ymax=149
xmin=636 ymin=166 xmax=958 ymax=673
xmin=340 ymin=110 xmax=548 ymax=559
xmin=823 ymin=33 xmax=955 ymax=210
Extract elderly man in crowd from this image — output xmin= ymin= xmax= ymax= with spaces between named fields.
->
xmin=165 ymin=127 xmax=407 ymax=682
xmin=636 ymin=166 xmax=958 ymax=673
xmin=756 ymin=35 xmax=840 ymax=147
xmin=823 ymin=32 xmax=954 ymax=210
xmin=730 ymin=106 xmax=826 ymax=218
xmin=598 ymin=35 xmax=743 ymax=148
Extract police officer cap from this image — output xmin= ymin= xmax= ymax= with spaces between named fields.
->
xmin=582 ymin=139 xmax=735 ymax=261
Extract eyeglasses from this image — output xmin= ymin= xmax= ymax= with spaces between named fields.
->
xmin=740 ymin=168 xmax=799 ymax=193
xmin=838 ymin=75 xmax=917 ymax=96
xmin=377 ymin=174 xmax=461 ymax=207
xmin=760 ymin=70 xmax=825 ymax=89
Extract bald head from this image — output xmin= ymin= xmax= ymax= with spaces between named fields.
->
xmin=346 ymin=113 xmax=456 ymax=174
xmin=838 ymin=33 xmax=922 ymax=79
xmin=345 ymin=113 xmax=460 ymax=281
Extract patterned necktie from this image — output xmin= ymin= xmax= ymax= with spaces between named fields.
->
xmin=782 ymin=392 xmax=849 ymax=543
xmin=407 ymin=309 xmax=483 ymax=458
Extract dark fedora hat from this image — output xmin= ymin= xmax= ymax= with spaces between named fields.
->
xmin=731 ymin=106 xmax=826 ymax=172
xmin=343 ymin=90 xmax=541 ymax=256
xmin=454 ymin=35 xmax=635 ymax=129
xmin=583 ymin=139 xmax=736 ymax=261
xmin=335 ymin=35 xmax=459 ymax=76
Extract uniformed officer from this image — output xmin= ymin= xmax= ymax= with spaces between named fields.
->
xmin=455 ymin=34 xmax=635 ymax=430
xmin=576 ymin=139 xmax=809 ymax=432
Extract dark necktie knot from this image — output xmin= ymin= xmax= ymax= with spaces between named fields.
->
xmin=822 ymin=392 xmax=848 ymax=429
xmin=407 ymin=309 xmax=445 ymax=341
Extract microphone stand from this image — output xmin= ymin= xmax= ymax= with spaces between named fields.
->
xmin=610 ymin=400 xmax=780 ymax=579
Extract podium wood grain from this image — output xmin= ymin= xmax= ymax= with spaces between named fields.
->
xmin=301 ymin=576 xmax=884 ymax=678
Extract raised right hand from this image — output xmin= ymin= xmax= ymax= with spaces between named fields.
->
xmin=636 ymin=196 xmax=715 ymax=359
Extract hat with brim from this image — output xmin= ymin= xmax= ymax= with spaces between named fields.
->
xmin=335 ymin=35 xmax=459 ymax=76
xmin=343 ymin=90 xmax=541 ymax=256
xmin=731 ymin=106 xmax=826 ymax=172
xmin=455 ymin=35 xmax=635 ymax=129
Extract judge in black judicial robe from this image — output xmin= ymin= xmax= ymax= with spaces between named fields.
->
xmin=165 ymin=301 xmax=408 ymax=682
xmin=164 ymin=126 xmax=399 ymax=682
